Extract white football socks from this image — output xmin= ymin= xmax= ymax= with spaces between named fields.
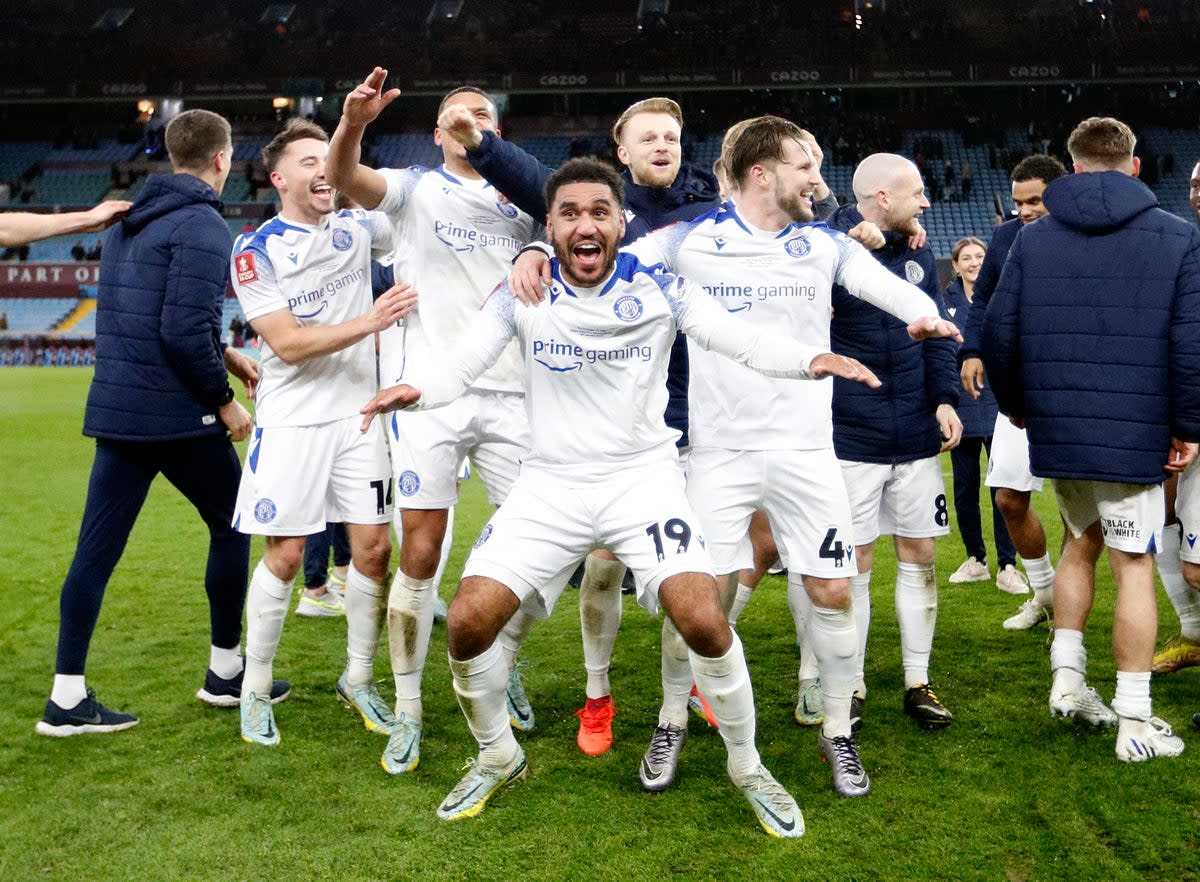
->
xmin=243 ymin=560 xmax=292 ymax=695
xmin=659 ymin=616 xmax=693 ymax=728
xmin=1111 ymin=670 xmax=1152 ymax=721
xmin=450 ymin=640 xmax=520 ymax=768
xmin=1024 ymin=553 xmax=1056 ymax=608
xmin=579 ymin=555 xmax=626 ymax=699
xmin=727 ymin=583 xmax=754 ymax=626
xmin=1050 ymin=628 xmax=1087 ymax=694
xmin=689 ymin=631 xmax=760 ymax=782
xmin=807 ymin=601 xmax=857 ymax=739
xmin=388 ymin=568 xmax=435 ymax=719
xmin=850 ymin=570 xmax=872 ymax=696
xmin=895 ymin=561 xmax=937 ymax=689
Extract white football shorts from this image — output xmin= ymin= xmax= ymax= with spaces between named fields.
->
xmin=234 ymin=414 xmax=392 ymax=536
xmin=461 ymin=456 xmax=714 ymax=617
xmin=839 ymin=455 xmax=951 ymax=546
xmin=685 ymin=446 xmax=856 ymax=580
xmin=386 ymin=388 xmax=528 ymax=510
xmin=1171 ymin=461 xmax=1200 ymax=563
xmin=985 ymin=415 xmax=1044 ymax=492
xmin=1054 ymin=478 xmax=1164 ymax=554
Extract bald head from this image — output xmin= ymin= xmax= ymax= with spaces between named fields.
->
xmin=853 ymin=152 xmax=928 ymax=236
xmin=852 ymin=153 xmax=918 ymax=203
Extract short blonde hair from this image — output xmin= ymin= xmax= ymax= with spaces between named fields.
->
xmin=1067 ymin=116 xmax=1136 ymax=168
xmin=612 ymin=97 xmax=683 ymax=145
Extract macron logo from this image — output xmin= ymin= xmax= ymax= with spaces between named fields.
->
xmin=1188 ymin=533 xmax=1197 ymax=549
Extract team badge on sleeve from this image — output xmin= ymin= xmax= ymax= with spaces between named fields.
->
xmin=235 ymin=252 xmax=258 ymax=283
xmin=614 ymin=295 xmax=644 ymax=322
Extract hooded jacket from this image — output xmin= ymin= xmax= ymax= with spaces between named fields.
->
xmin=826 ymin=203 xmax=959 ymax=463
xmin=84 ymin=173 xmax=234 ymax=441
xmin=982 ymin=170 xmax=1200 ymax=484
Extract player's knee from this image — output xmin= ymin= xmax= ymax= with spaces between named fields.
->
xmin=994 ymin=488 xmax=1029 ymax=521
xmin=667 ymin=595 xmax=731 ymax=656
xmin=896 ymin=537 xmax=935 ymax=566
xmin=446 ymin=578 xmax=510 ymax=658
xmin=1182 ymin=561 xmax=1200 ymax=592
xmin=806 ymin=577 xmax=852 ymax=609
xmin=399 ymin=531 xmax=443 ymax=577
xmin=263 ymin=540 xmax=304 ymax=582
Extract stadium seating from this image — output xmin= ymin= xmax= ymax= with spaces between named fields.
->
xmin=0 ymin=297 xmax=77 ymax=332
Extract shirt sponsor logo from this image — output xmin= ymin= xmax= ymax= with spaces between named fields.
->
xmin=235 ymin=252 xmax=258 ymax=283
xmin=254 ymin=498 xmax=277 ymax=524
xmin=784 ymin=236 xmax=811 ymax=258
xmin=397 ymin=470 xmax=421 ymax=497
xmin=332 ymin=229 xmax=354 ymax=252
xmin=288 ymin=268 xmax=366 ymax=316
xmin=905 ymin=260 xmax=925 ymax=284
xmin=613 ymin=295 xmax=644 ymax=322
xmin=532 ymin=337 xmax=652 ymax=368
xmin=433 ymin=219 xmax=523 ymax=253
xmin=702 ymin=280 xmax=815 ymax=306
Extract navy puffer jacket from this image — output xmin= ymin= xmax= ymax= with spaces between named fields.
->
xmin=84 ymin=173 xmax=233 ymax=441
xmin=827 ymin=204 xmax=959 ymax=463
xmin=943 ymin=277 xmax=999 ymax=438
xmin=983 ymin=171 xmax=1200 ymax=484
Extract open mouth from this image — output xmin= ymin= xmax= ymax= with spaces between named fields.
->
xmin=311 ymin=183 xmax=332 ymax=199
xmin=572 ymin=241 xmax=603 ymax=273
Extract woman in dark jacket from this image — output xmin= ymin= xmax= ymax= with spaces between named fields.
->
xmin=943 ymin=237 xmax=1019 ymax=589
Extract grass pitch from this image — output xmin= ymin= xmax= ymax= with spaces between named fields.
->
xmin=1 ymin=368 xmax=1197 ymax=881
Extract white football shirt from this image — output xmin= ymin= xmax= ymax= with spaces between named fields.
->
xmin=404 ymin=253 xmax=826 ymax=482
xmin=232 ymin=208 xmax=393 ymax=428
xmin=627 ymin=201 xmax=940 ymax=451
xmin=375 ymin=166 xmax=539 ymax=394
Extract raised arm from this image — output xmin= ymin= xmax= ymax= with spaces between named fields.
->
xmin=0 ymin=200 xmax=131 ymax=247
xmin=437 ymin=106 xmax=553 ymax=220
xmin=326 ymin=67 xmax=399 ymax=210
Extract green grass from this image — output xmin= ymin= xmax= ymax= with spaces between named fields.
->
xmin=2 ymin=368 xmax=1198 ymax=881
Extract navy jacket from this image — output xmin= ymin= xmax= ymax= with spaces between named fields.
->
xmin=827 ymin=204 xmax=958 ymax=463
xmin=467 ymin=131 xmax=721 ymax=444
xmin=84 ymin=173 xmax=233 ymax=441
xmin=983 ymin=171 xmax=1200 ymax=484
xmin=960 ymin=217 xmax=1020 ymax=359
xmin=943 ymin=277 xmax=999 ymax=438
